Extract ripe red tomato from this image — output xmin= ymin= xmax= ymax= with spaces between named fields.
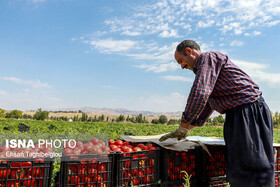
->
xmin=132 ymin=147 xmax=142 ymax=152
xmin=137 ymin=143 xmax=145 ymax=149
xmin=109 ymin=139 xmax=115 ymax=145
xmin=0 ymin=169 xmax=10 ymax=179
xmin=109 ymin=145 xmax=118 ymax=151
xmin=115 ymin=140 xmax=124 ymax=146
xmin=72 ymin=147 xmax=82 ymax=155
xmin=90 ymin=138 xmax=100 ymax=145
xmin=63 ymin=148 xmax=73 ymax=155
xmin=101 ymin=146 xmax=110 ymax=153
xmin=76 ymin=141 xmax=84 ymax=148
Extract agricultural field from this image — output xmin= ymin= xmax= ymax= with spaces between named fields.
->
xmin=1 ymin=118 xmax=280 ymax=186
xmin=1 ymin=118 xmax=280 ymax=142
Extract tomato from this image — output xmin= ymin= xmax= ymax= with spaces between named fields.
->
xmin=90 ymin=138 xmax=100 ymax=145
xmin=109 ymin=145 xmax=117 ymax=151
xmin=136 ymin=143 xmax=144 ymax=148
xmin=76 ymin=141 xmax=84 ymax=148
xmin=83 ymin=143 xmax=94 ymax=154
xmin=141 ymin=146 xmax=149 ymax=150
xmin=0 ymin=169 xmax=10 ymax=179
xmin=63 ymin=148 xmax=73 ymax=155
xmin=72 ymin=147 xmax=82 ymax=155
xmin=148 ymin=146 xmax=156 ymax=150
xmin=132 ymin=147 xmax=142 ymax=152
xmin=65 ymin=141 xmax=76 ymax=149
xmin=29 ymin=167 xmax=42 ymax=177
xmin=68 ymin=175 xmax=79 ymax=184
xmin=98 ymin=141 xmax=106 ymax=147
xmin=108 ymin=139 xmax=115 ymax=145
xmin=115 ymin=140 xmax=124 ymax=146
xmin=23 ymin=179 xmax=35 ymax=186
xmin=122 ymin=147 xmax=132 ymax=153
xmin=101 ymin=146 xmax=110 ymax=153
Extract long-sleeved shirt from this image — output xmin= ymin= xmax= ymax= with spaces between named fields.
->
xmin=182 ymin=51 xmax=261 ymax=126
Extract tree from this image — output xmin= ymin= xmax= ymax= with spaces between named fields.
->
xmin=22 ymin=114 xmax=33 ymax=119
xmin=167 ymin=119 xmax=180 ymax=125
xmin=158 ymin=115 xmax=168 ymax=124
xmin=136 ymin=114 xmax=144 ymax=123
xmin=211 ymin=115 xmax=225 ymax=126
xmin=0 ymin=108 xmax=5 ymax=118
xmin=5 ymin=110 xmax=23 ymax=119
xmin=126 ymin=115 xmax=130 ymax=122
xmin=81 ymin=113 xmax=88 ymax=122
xmin=98 ymin=114 xmax=105 ymax=122
xmin=33 ymin=108 xmax=49 ymax=121
xmin=73 ymin=115 xmax=79 ymax=121
xmin=151 ymin=119 xmax=159 ymax=124
xmin=272 ymin=111 xmax=280 ymax=128
xmin=116 ymin=114 xmax=125 ymax=122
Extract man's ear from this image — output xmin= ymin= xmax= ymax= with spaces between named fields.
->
xmin=185 ymin=47 xmax=192 ymax=55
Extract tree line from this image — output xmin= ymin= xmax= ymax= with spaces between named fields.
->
xmin=1 ymin=108 xmax=280 ymax=128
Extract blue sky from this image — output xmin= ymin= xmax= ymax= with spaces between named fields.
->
xmin=1 ymin=0 xmax=280 ymax=113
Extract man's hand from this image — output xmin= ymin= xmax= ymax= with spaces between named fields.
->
xmin=159 ymin=126 xmax=189 ymax=142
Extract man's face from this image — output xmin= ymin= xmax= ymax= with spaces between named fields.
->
xmin=174 ymin=49 xmax=195 ymax=72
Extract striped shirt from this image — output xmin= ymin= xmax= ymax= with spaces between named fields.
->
xmin=182 ymin=51 xmax=261 ymax=126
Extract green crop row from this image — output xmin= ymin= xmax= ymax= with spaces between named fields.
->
xmin=1 ymin=118 xmax=280 ymax=142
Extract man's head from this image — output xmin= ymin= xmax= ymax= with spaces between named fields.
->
xmin=174 ymin=40 xmax=201 ymax=72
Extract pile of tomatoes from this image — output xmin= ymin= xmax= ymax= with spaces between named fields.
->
xmin=108 ymin=139 xmax=156 ymax=153
xmin=0 ymin=161 xmax=46 ymax=187
xmin=62 ymin=138 xmax=110 ymax=156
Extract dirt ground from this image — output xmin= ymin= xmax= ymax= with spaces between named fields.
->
xmin=22 ymin=111 xmax=180 ymax=122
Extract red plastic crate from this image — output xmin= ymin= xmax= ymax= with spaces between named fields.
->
xmin=203 ymin=145 xmax=226 ymax=178
xmin=0 ymin=158 xmax=54 ymax=187
xmin=160 ymin=148 xmax=200 ymax=186
xmin=60 ymin=153 xmax=113 ymax=187
xmin=115 ymin=148 xmax=160 ymax=187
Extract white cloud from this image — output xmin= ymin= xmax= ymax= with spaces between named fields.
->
xmin=102 ymin=0 xmax=280 ymax=39
xmin=136 ymin=62 xmax=179 ymax=73
xmin=197 ymin=20 xmax=215 ymax=28
xmin=233 ymin=59 xmax=280 ymax=87
xmin=1 ymin=77 xmax=51 ymax=88
xmin=159 ymin=29 xmax=179 ymax=38
xmin=0 ymin=90 xmax=8 ymax=95
xmin=161 ymin=75 xmax=193 ymax=82
xmin=122 ymin=30 xmax=141 ymax=36
xmin=244 ymin=31 xmax=261 ymax=36
xmin=89 ymin=38 xmax=138 ymax=53
xmin=230 ymin=40 xmax=244 ymax=46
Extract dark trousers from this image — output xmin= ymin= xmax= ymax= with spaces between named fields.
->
xmin=224 ymin=96 xmax=275 ymax=187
